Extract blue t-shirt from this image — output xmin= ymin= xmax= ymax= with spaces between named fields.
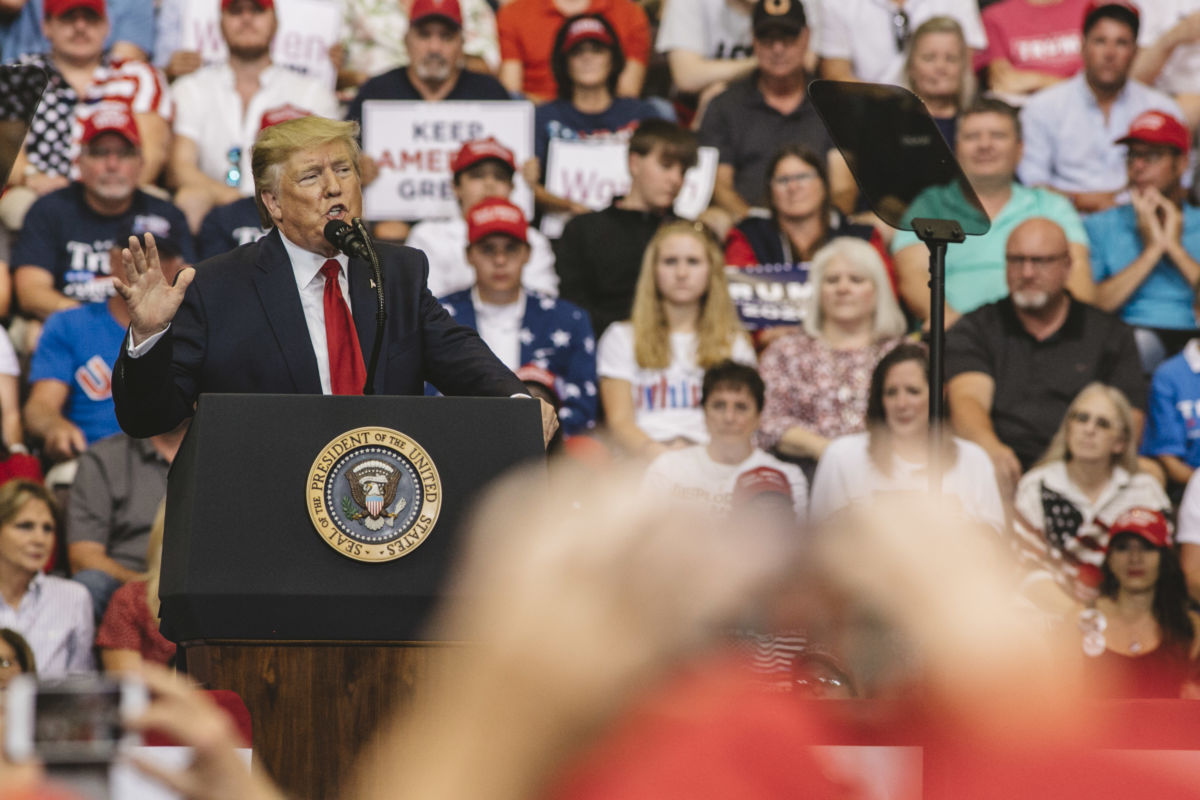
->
xmin=13 ymin=185 xmax=195 ymax=304
xmin=1085 ymin=203 xmax=1200 ymax=330
xmin=533 ymin=97 xmax=670 ymax=169
xmin=28 ymin=302 xmax=125 ymax=445
xmin=1142 ymin=341 xmax=1200 ymax=466
xmin=197 ymin=196 xmax=268 ymax=261
xmin=892 ymin=182 xmax=1087 ymax=315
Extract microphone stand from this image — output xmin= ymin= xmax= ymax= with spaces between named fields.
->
xmin=353 ymin=217 xmax=387 ymax=395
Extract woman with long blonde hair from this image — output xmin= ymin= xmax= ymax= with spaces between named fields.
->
xmin=597 ymin=221 xmax=755 ymax=458
xmin=1013 ymin=383 xmax=1170 ymax=616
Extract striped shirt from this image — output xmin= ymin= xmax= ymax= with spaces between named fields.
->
xmin=0 ymin=573 xmax=95 ymax=676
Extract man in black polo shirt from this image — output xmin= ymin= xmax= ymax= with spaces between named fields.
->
xmin=344 ymin=0 xmax=509 ymax=129
xmin=946 ymin=217 xmax=1146 ymax=497
xmin=697 ymin=0 xmax=853 ymax=221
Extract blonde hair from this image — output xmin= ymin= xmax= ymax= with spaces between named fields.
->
xmin=903 ymin=16 xmax=976 ymax=113
xmin=802 ymin=237 xmax=906 ymax=340
xmin=631 ymin=221 xmax=746 ymax=369
xmin=1036 ymin=383 xmax=1138 ymax=473
xmin=252 ymin=116 xmax=362 ymax=227
xmin=144 ymin=502 xmax=165 ymax=623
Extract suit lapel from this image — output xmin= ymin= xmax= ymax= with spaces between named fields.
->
xmin=253 ymin=229 xmax=322 ymax=393
xmin=348 ymin=257 xmax=384 ymax=390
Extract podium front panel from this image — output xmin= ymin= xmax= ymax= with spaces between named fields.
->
xmin=161 ymin=394 xmax=544 ymax=641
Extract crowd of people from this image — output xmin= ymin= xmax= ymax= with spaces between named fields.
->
xmin=7 ymin=0 xmax=1200 ymax=792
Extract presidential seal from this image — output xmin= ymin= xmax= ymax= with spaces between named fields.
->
xmin=306 ymin=427 xmax=443 ymax=562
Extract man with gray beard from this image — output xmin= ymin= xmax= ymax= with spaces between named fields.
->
xmin=344 ymin=0 xmax=510 ymax=128
xmin=944 ymin=217 xmax=1146 ymax=498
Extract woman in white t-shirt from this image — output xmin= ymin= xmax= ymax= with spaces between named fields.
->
xmin=810 ymin=342 xmax=1005 ymax=532
xmin=597 ymin=220 xmax=755 ymax=458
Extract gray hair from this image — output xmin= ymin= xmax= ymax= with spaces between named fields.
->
xmin=802 ymin=237 xmax=907 ymax=340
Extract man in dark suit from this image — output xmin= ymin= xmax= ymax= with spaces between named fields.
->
xmin=112 ymin=116 xmax=556 ymax=442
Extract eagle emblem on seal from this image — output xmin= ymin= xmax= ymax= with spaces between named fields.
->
xmin=344 ymin=459 xmax=408 ymax=531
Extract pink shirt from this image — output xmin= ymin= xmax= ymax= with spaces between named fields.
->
xmin=976 ymin=0 xmax=1088 ymax=76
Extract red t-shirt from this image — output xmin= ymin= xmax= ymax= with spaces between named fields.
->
xmin=95 ymin=580 xmax=176 ymax=666
xmin=975 ymin=0 xmax=1088 ymax=77
xmin=498 ymin=0 xmax=650 ymax=103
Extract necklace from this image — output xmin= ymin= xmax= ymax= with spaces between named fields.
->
xmin=1129 ymin=640 xmax=1143 ymax=655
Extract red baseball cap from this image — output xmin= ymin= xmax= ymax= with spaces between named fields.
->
xmin=466 ymin=198 xmax=528 ymax=245
xmin=732 ymin=466 xmax=792 ymax=506
xmin=410 ymin=0 xmax=461 ymax=28
xmin=561 ymin=16 xmax=614 ymax=53
xmin=44 ymin=0 xmax=104 ymax=19
xmin=450 ymin=136 xmax=516 ymax=176
xmin=1115 ymin=110 xmax=1190 ymax=155
xmin=1107 ymin=507 xmax=1171 ymax=549
xmin=221 ymin=0 xmax=274 ymax=11
xmin=80 ymin=103 xmax=140 ymax=147
xmin=259 ymin=104 xmax=312 ymax=132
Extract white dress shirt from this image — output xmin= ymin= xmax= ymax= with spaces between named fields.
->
xmin=128 ymin=232 xmax=352 ymax=395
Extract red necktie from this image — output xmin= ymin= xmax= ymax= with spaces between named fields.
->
xmin=320 ymin=260 xmax=366 ymax=395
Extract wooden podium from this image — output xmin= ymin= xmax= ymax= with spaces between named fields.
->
xmin=164 ymin=395 xmax=544 ymax=798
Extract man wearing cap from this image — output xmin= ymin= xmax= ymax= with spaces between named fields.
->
xmin=0 ymin=0 xmax=172 ymax=227
xmin=698 ymin=0 xmax=851 ymax=221
xmin=168 ymin=0 xmax=338 ymax=232
xmin=1020 ymin=1 xmax=1185 ymax=213
xmin=345 ymin=0 xmax=509 ymax=129
xmin=1086 ymin=110 xmax=1200 ymax=372
xmin=112 ymin=116 xmax=554 ymax=445
xmin=438 ymin=197 xmax=596 ymax=436
xmin=643 ymin=360 xmax=806 ymax=520
xmin=13 ymin=104 xmax=194 ymax=321
xmin=407 ymin=137 xmax=558 ymax=299
xmin=25 ymin=222 xmax=189 ymax=464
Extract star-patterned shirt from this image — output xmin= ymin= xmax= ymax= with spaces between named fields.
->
xmin=438 ymin=289 xmax=598 ymax=435
xmin=0 ymin=53 xmax=171 ymax=178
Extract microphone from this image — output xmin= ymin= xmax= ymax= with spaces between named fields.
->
xmin=323 ymin=219 xmax=371 ymax=260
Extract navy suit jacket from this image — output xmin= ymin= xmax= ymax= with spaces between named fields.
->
xmin=113 ymin=228 xmax=526 ymax=437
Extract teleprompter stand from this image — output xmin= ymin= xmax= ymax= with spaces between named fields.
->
xmin=809 ymin=81 xmax=990 ymax=491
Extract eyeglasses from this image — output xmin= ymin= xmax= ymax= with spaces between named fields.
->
xmin=225 ymin=146 xmax=242 ymax=187
xmin=771 ymin=172 xmax=820 ymax=188
xmin=1069 ymin=410 xmax=1116 ymax=430
xmin=85 ymin=145 xmax=137 ymax=160
xmin=1004 ymin=252 xmax=1068 ymax=269
xmin=891 ymin=7 xmax=910 ymax=52
xmin=1125 ymin=148 xmax=1173 ymax=165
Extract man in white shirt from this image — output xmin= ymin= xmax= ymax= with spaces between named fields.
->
xmin=643 ymin=360 xmax=807 ymax=520
xmin=168 ymin=0 xmax=338 ymax=231
xmin=406 ymin=137 xmax=558 ymax=299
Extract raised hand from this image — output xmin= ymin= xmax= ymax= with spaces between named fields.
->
xmin=112 ymin=233 xmax=195 ymax=344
